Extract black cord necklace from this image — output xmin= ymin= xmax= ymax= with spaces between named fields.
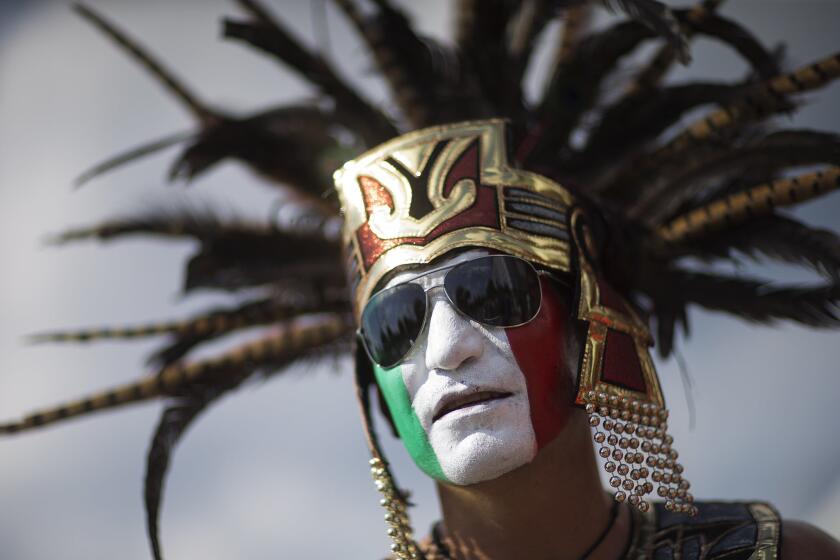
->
xmin=430 ymin=500 xmax=623 ymax=560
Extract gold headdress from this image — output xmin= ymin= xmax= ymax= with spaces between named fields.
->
xmin=336 ymin=118 xmax=682 ymax=523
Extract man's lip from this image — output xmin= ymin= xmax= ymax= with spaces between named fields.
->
xmin=433 ymin=390 xmax=513 ymax=422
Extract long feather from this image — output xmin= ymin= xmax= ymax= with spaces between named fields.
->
xmin=146 ymin=295 xmax=349 ymax=368
xmin=509 ymin=0 xmax=555 ymax=76
xmin=576 ymin=81 xmax=742 ymax=172
xmin=555 ymin=5 xmax=593 ymax=66
xmin=455 ymin=0 xmax=522 ymax=118
xmin=528 ymin=19 xmax=657 ymax=166
xmin=74 ymin=131 xmax=195 ymax=187
xmin=334 ymin=0 xmax=479 ymax=127
xmin=670 ymin=215 xmax=840 ymax=280
xmin=657 ymin=166 xmax=840 ymax=242
xmin=625 ymin=0 xmax=725 ymax=94
xmin=73 ymin=3 xmax=216 ymax=125
xmin=28 ymin=298 xmax=343 ymax=345
xmin=637 ymin=130 xmax=840 ymax=221
xmin=144 ymin=348 xmax=343 ymax=560
xmin=223 ymin=0 xmax=396 ymax=146
xmin=604 ymin=52 xmax=840 ymax=198
xmin=166 ymin=105 xmax=342 ymax=205
xmin=682 ymin=11 xmax=779 ymax=81
xmin=49 ymin=210 xmax=279 ymax=245
xmin=655 ymin=269 xmax=840 ymax=326
xmin=145 ymin=382 xmax=236 ymax=560
xmin=77 ymin=4 xmax=350 ymax=195
xmin=650 ymin=52 xmax=840 ymax=162
xmin=0 ymin=315 xmax=351 ymax=435
xmin=599 ymin=0 xmax=687 ymax=60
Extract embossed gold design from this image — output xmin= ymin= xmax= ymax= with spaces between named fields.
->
xmin=334 ymin=119 xmax=576 ymax=321
xmin=570 ymin=210 xmax=664 ymax=408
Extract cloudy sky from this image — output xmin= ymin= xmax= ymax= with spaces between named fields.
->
xmin=1 ymin=1 xmax=839 ymax=559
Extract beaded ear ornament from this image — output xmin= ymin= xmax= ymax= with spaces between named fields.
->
xmin=570 ymin=211 xmax=696 ymax=516
xmin=584 ymin=392 xmax=695 ymax=515
xmin=370 ymin=457 xmax=422 ymax=559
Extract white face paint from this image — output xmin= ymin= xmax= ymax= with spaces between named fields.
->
xmin=383 ymin=250 xmax=537 ymax=485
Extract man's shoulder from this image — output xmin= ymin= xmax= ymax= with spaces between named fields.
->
xmin=781 ymin=519 xmax=840 ymax=559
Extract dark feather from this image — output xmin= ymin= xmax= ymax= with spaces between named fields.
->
xmin=74 ymin=131 xmax=194 ymax=187
xmin=29 ymin=297 xmax=345 ymax=346
xmin=77 ymin=5 xmax=352 ymax=196
xmin=509 ymin=0 xmax=556 ymax=77
xmin=50 ymin=210 xmax=283 ymax=245
xmin=641 ymin=129 xmax=840 ymax=223
xmin=576 ymin=81 xmax=743 ymax=173
xmin=74 ymin=3 xmax=216 ymax=125
xmin=222 ymin=6 xmax=396 ymax=146
xmin=335 ymin=0 xmax=482 ymax=127
xmin=145 ymin=382 xmax=238 ymax=560
xmin=624 ymin=1 xmax=725 ymax=94
xmin=0 ymin=316 xmax=351 ymax=435
xmin=673 ymin=270 xmax=840 ymax=325
xmin=684 ymin=12 xmax=779 ymax=81
xmin=50 ymin=209 xmax=344 ymax=294
xmin=167 ymin=105 xmax=342 ymax=205
xmin=673 ymin=215 xmax=840 ymax=280
xmin=456 ymin=0 xmax=523 ymax=118
xmin=147 ymin=297 xmax=350 ymax=368
xmin=528 ymin=19 xmax=657 ymax=166
xmin=144 ymin=312 xmax=352 ymax=560
xmin=149 ymin=336 xmax=205 ymax=369
xmin=599 ymin=0 xmax=688 ymax=60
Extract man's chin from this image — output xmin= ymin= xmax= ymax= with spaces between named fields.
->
xmin=432 ymin=429 xmax=537 ymax=486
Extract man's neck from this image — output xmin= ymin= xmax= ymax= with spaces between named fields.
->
xmin=435 ymin=411 xmax=631 ymax=560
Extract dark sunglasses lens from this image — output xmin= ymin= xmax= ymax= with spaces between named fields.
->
xmin=444 ymin=256 xmax=541 ymax=327
xmin=361 ymin=283 xmax=427 ymax=368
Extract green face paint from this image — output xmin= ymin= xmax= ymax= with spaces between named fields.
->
xmin=372 ymin=363 xmax=447 ymax=482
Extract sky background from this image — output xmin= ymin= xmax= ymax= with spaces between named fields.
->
xmin=1 ymin=1 xmax=839 ymax=559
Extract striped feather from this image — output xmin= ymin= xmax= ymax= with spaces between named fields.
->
xmin=651 ymin=53 xmax=840 ymax=162
xmin=28 ymin=298 xmax=344 ymax=345
xmin=0 ymin=314 xmax=351 ymax=435
xmin=657 ymin=167 xmax=840 ymax=242
xmin=74 ymin=3 xmax=217 ymax=125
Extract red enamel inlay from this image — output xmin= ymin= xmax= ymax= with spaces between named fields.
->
xmin=506 ymin=278 xmax=573 ymax=450
xmin=359 ymin=175 xmax=394 ymax=213
xmin=355 ymin=140 xmax=500 ymax=271
xmin=601 ymin=331 xmax=647 ymax=393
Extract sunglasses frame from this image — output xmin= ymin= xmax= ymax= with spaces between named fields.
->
xmin=357 ymin=254 xmax=552 ymax=369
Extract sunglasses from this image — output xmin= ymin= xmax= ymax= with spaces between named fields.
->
xmin=358 ymin=255 xmax=547 ymax=369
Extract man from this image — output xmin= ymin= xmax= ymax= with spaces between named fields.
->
xmin=2 ymin=2 xmax=840 ymax=558
xmin=334 ymin=119 xmax=840 ymax=558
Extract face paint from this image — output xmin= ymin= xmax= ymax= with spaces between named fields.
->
xmin=371 ymin=250 xmax=572 ymax=485
xmin=373 ymin=362 xmax=447 ymax=482
xmin=505 ymin=277 xmax=573 ymax=449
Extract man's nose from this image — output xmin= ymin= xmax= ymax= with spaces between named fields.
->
xmin=424 ymin=297 xmax=484 ymax=371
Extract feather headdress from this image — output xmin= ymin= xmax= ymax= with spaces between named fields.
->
xmin=2 ymin=1 xmax=839 ymax=558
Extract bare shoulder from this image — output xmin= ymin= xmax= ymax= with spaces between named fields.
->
xmin=781 ymin=519 xmax=840 ymax=559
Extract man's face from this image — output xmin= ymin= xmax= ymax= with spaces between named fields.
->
xmin=371 ymin=250 xmax=574 ymax=486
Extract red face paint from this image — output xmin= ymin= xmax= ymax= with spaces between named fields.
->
xmin=505 ymin=277 xmax=574 ymax=449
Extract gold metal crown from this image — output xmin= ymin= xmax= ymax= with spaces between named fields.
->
xmin=333 ymin=119 xmax=577 ymax=321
